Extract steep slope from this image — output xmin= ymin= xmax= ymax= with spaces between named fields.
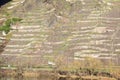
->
xmin=1 ymin=0 xmax=120 ymax=66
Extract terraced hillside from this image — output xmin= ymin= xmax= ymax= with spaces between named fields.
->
xmin=0 ymin=0 xmax=25 ymax=53
xmin=1 ymin=0 xmax=120 ymax=67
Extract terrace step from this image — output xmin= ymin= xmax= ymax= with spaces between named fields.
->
xmin=7 ymin=0 xmax=25 ymax=9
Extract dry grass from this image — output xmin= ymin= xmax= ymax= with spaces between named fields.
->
xmin=81 ymin=76 xmax=116 ymax=80
xmin=23 ymin=71 xmax=40 ymax=77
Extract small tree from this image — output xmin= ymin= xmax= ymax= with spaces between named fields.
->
xmin=73 ymin=60 xmax=83 ymax=69
xmin=54 ymin=54 xmax=68 ymax=71
xmin=84 ymin=57 xmax=103 ymax=76
xmin=107 ymin=60 xmax=115 ymax=74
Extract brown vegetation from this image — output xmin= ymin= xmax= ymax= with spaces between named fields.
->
xmin=53 ymin=56 xmax=120 ymax=79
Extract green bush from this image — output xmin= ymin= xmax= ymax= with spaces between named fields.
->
xmin=0 ymin=17 xmax=22 ymax=34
